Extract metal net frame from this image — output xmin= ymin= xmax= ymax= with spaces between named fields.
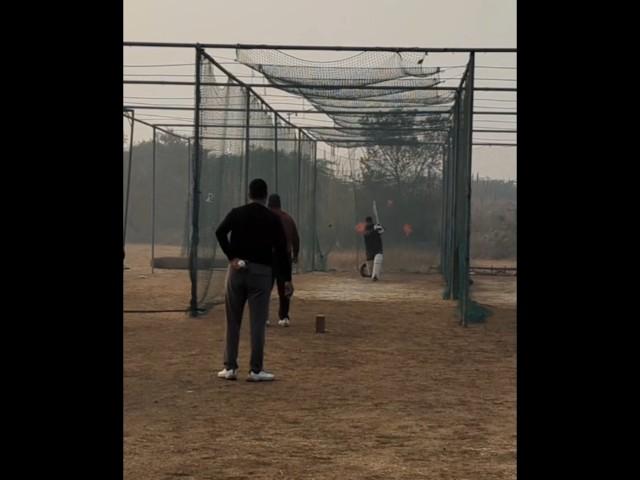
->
xmin=123 ymin=42 xmax=516 ymax=325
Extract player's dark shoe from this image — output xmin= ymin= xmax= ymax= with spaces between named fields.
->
xmin=359 ymin=263 xmax=369 ymax=277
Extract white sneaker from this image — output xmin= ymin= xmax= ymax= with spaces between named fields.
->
xmin=247 ymin=370 xmax=275 ymax=382
xmin=277 ymin=317 xmax=290 ymax=327
xmin=266 ymin=319 xmax=271 ymax=327
xmin=217 ymin=368 xmax=237 ymax=380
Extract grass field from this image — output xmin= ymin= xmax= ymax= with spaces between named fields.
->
xmin=124 ymin=244 xmax=516 ymax=479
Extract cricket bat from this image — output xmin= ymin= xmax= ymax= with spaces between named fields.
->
xmin=372 ymin=200 xmax=380 ymax=225
xmin=372 ymin=201 xmax=384 ymax=234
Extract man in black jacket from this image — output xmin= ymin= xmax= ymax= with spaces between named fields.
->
xmin=215 ymin=178 xmax=293 ymax=382
xmin=360 ymin=216 xmax=384 ymax=281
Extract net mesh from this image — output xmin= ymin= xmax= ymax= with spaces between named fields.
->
xmin=236 ymin=49 xmax=441 ymax=85
xmin=192 ymin=59 xmax=319 ymax=307
xmin=439 ymin=60 xmax=485 ymax=324
xmin=174 ymin=49 xmax=483 ymax=324
xmin=122 ymin=125 xmax=191 ymax=257
xmin=236 ymin=49 xmax=455 ymax=146
xmin=193 ymin=62 xmax=248 ymax=308
xmin=122 ymin=115 xmax=191 ymax=311
xmin=274 ymin=123 xmax=298 ymax=215
xmin=297 ymin=137 xmax=316 ymax=272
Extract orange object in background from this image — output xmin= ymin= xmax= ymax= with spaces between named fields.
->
xmin=387 ymin=199 xmax=394 ymax=208
xmin=403 ymin=223 xmax=413 ymax=237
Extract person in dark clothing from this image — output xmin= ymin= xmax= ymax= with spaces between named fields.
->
xmin=214 ymin=178 xmax=293 ymax=382
xmin=267 ymin=193 xmax=300 ymax=327
xmin=360 ymin=216 xmax=384 ymax=281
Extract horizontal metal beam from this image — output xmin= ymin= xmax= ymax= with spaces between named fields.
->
xmin=124 ymin=79 xmax=460 ymax=91
xmin=122 ymin=111 xmax=191 ymax=141
xmin=123 ymin=41 xmax=516 ymax=53
xmin=472 ymin=143 xmax=517 ymax=147
xmin=201 ymin=136 xmax=446 ymax=146
xmin=125 ymin=104 xmax=514 ymax=117
xmin=474 ymin=129 xmax=517 ymax=133
xmin=200 ymin=136 xmax=442 ymax=145
xmin=200 ymin=136 xmax=510 ymax=146
xmin=153 ymin=123 xmax=449 ymax=131
xmin=153 ymin=123 xmax=515 ymax=134
xmin=123 ymin=80 xmax=517 ymax=93
xmin=473 ymin=111 xmax=516 ymax=115
xmin=122 ymin=105 xmax=453 ymax=115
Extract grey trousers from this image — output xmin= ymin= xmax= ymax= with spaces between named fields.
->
xmin=223 ymin=262 xmax=273 ymax=373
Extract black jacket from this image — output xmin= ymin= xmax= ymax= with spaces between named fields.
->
xmin=363 ymin=224 xmax=383 ymax=260
xmin=215 ymin=202 xmax=292 ymax=281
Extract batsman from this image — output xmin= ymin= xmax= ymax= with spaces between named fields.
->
xmin=360 ymin=201 xmax=385 ymax=281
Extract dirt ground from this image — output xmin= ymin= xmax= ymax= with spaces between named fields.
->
xmin=124 ymin=246 xmax=516 ymax=479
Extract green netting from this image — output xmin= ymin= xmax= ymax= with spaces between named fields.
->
xmin=122 ymin=114 xmax=192 ymax=312
xmin=154 ymin=134 xmax=191 ymax=255
xmin=247 ymin=100 xmax=277 ymax=191
xmin=312 ymin=143 xmax=444 ymax=274
xmin=195 ymin=62 xmax=248 ymax=308
xmin=173 ymin=49 xmax=485 ymax=325
xmin=236 ymin=49 xmax=441 ymax=87
xmin=440 ymin=58 xmax=484 ymax=325
xmin=315 ymin=160 xmax=359 ymax=272
xmin=237 ymin=49 xmax=454 ymax=146
xmin=274 ymin=123 xmax=298 ymax=215
xmin=122 ymin=45 xmax=505 ymax=328
xmin=122 ymin=124 xmax=191 ymax=256
xmin=297 ymin=137 xmax=316 ymax=272
xmin=192 ymin=57 xmax=319 ymax=309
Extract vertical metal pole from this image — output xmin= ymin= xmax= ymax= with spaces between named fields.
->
xmin=455 ymin=89 xmax=465 ymax=305
xmin=189 ymin=46 xmax=203 ymax=317
xmin=182 ymin=138 xmax=192 ymax=256
xmin=295 ymin=131 xmax=302 ymax=272
xmin=353 ymin=171 xmax=360 ymax=272
xmin=244 ymin=89 xmax=251 ymax=200
xmin=451 ymin=108 xmax=459 ymax=289
xmin=296 ymin=131 xmax=302 ymax=221
xmin=311 ymin=142 xmax=318 ymax=271
xmin=439 ymin=141 xmax=447 ymax=274
xmin=187 ymin=138 xmax=191 ymax=204
xmin=446 ymin=131 xmax=454 ymax=283
xmin=123 ymin=110 xmax=135 ymax=247
xmin=274 ymin=116 xmax=279 ymax=192
xmin=151 ymin=127 xmax=157 ymax=274
xmin=442 ymin=134 xmax=449 ymax=286
xmin=443 ymin=135 xmax=450 ymax=282
xmin=461 ymin=52 xmax=476 ymax=327
xmin=450 ymin=92 xmax=462 ymax=301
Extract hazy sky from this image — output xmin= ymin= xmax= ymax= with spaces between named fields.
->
xmin=124 ymin=0 xmax=516 ymax=180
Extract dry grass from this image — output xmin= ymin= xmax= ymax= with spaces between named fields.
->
xmin=124 ymin=245 xmax=516 ymax=479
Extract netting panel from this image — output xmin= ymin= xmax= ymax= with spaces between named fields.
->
xmin=236 ymin=49 xmax=440 ymax=87
xmin=173 ymin=48 xmax=484 ymax=326
xmin=195 ymin=61 xmax=248 ymax=308
xmin=237 ymin=49 xmax=454 ymax=146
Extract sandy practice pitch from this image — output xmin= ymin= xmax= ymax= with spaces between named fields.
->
xmin=125 ymin=253 xmax=516 ymax=479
